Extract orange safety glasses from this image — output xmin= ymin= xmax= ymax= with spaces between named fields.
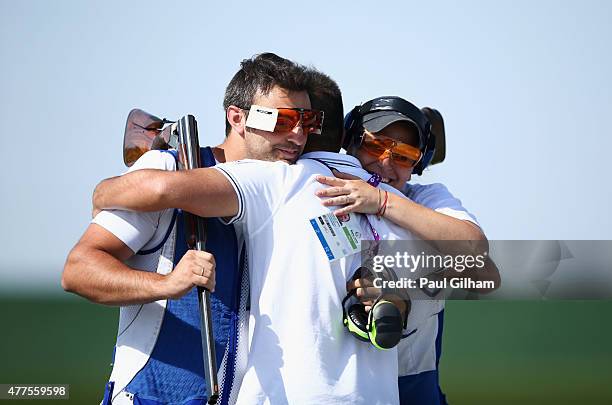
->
xmin=242 ymin=105 xmax=324 ymax=135
xmin=360 ymin=130 xmax=423 ymax=168
xmin=275 ymin=108 xmax=324 ymax=135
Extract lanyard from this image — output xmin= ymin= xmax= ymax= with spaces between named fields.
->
xmin=365 ymin=174 xmax=382 ymax=241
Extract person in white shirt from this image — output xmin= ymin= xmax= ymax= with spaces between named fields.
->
xmin=90 ymin=73 xmax=498 ymax=404
xmin=91 ymin=76 xmax=455 ymax=403
xmin=62 ymin=52 xmax=320 ymax=405
xmin=312 ymin=95 xmax=499 ymax=405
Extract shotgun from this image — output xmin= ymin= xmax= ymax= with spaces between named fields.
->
xmin=123 ymin=109 xmax=219 ymax=404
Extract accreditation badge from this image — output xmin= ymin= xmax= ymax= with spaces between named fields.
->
xmin=309 ymin=212 xmax=363 ymax=261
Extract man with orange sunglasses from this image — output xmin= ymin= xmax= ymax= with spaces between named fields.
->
xmin=63 ymin=53 xmax=323 ymax=405
xmin=90 ymin=74 xmax=452 ymax=403
xmin=81 ymin=59 xmax=495 ymax=404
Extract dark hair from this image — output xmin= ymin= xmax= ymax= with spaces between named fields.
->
xmin=223 ymin=53 xmax=310 ymax=135
xmin=302 ymin=68 xmax=344 ymax=153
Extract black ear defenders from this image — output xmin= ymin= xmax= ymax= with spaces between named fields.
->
xmin=343 ymin=96 xmax=440 ymax=175
xmin=342 ymin=266 xmax=411 ymax=350
xmin=421 ymin=107 xmax=446 ymax=167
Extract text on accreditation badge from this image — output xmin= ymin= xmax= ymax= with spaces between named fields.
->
xmin=309 ymin=212 xmax=362 ymax=261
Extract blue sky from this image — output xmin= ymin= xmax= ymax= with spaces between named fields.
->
xmin=1 ymin=0 xmax=611 ymax=290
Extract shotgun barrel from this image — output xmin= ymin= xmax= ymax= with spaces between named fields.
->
xmin=122 ymin=109 xmax=219 ymax=404
xmin=176 ymin=115 xmax=219 ymax=404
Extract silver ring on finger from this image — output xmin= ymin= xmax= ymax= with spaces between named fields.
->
xmin=200 ymin=266 xmax=205 ymax=277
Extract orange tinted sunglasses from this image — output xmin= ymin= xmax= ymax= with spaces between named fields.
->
xmin=360 ymin=130 xmax=422 ymax=168
xmin=276 ymin=108 xmax=324 ymax=135
xmin=243 ymin=106 xmax=324 ymax=135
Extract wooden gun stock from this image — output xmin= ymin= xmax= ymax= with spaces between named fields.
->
xmin=123 ymin=109 xmax=176 ymax=167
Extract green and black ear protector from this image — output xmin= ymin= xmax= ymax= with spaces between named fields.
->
xmin=342 ymin=266 xmax=411 ymax=350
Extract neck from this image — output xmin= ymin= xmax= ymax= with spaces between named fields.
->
xmin=212 ymin=131 xmax=246 ymax=163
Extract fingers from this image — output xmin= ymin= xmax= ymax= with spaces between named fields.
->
xmin=316 ymin=175 xmax=346 ymax=187
xmin=315 ymin=185 xmax=349 ymax=198
xmin=321 ymin=195 xmax=360 ymax=216
xmin=191 ymin=250 xmax=216 ymax=269
xmin=347 ymin=277 xmax=380 ymax=306
xmin=193 ymin=267 xmax=216 ymax=291
xmin=165 ymin=250 xmax=217 ymax=299
xmin=333 ymin=206 xmax=356 ymax=216
xmin=347 ymin=277 xmax=375 ymax=291
xmin=351 ymin=287 xmax=379 ymax=308
xmin=321 ymin=195 xmax=355 ymax=207
xmin=185 ymin=250 xmax=216 ymax=292
xmin=316 ymin=177 xmax=379 ymax=215
xmin=354 ymin=286 xmax=381 ymax=300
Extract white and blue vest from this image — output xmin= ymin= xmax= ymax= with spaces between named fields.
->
xmin=102 ymin=147 xmax=248 ymax=405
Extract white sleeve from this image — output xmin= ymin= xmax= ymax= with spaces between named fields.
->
xmin=406 ymin=183 xmax=480 ymax=227
xmin=213 ymin=160 xmax=291 ymax=235
xmin=92 ymin=150 xmax=177 ymax=253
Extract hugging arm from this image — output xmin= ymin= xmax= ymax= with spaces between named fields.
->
xmin=321 ymin=172 xmax=500 ymax=297
xmin=93 ymin=168 xmax=239 ymax=218
xmin=316 ymin=173 xmax=486 ymax=242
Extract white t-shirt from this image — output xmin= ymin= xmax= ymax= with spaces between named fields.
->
xmin=214 ymin=151 xmax=446 ymax=405
xmin=399 ymin=182 xmax=481 ymax=377
xmin=215 ymin=153 xmax=400 ymax=405
xmin=405 ymin=182 xmax=479 ymax=227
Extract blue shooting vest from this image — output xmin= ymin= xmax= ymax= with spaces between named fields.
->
xmin=108 ymin=147 xmax=245 ymax=404
xmin=398 ymin=310 xmax=447 ymax=405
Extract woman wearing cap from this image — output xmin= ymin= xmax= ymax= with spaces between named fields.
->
xmin=316 ymin=96 xmax=485 ymax=244
xmin=315 ymin=96 xmax=497 ymax=405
